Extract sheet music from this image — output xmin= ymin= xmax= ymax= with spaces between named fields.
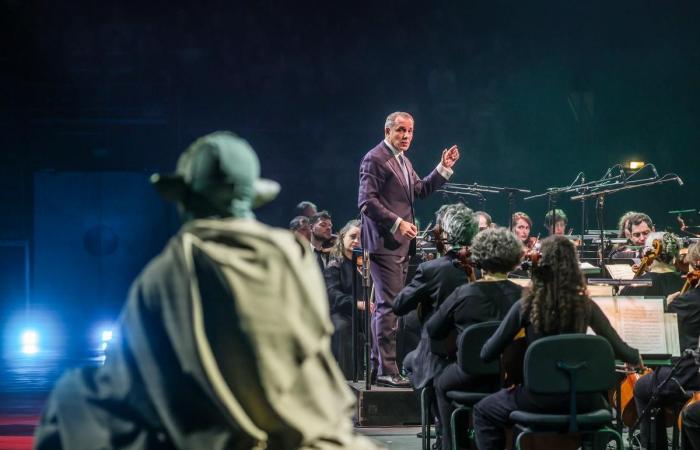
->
xmin=591 ymin=296 xmax=669 ymax=354
xmin=664 ymin=313 xmax=681 ymax=357
xmin=605 ymin=264 xmax=636 ymax=280
xmin=579 ymin=261 xmax=600 ymax=275
xmin=507 ymin=278 xmax=531 ymax=288
xmin=588 ymin=285 xmax=614 ymax=297
xmin=617 ymin=297 xmax=667 ymax=354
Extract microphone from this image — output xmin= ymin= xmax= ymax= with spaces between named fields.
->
xmin=651 ymin=165 xmax=659 ymax=178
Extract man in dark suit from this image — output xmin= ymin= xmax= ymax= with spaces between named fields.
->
xmin=358 ymin=111 xmax=460 ymax=387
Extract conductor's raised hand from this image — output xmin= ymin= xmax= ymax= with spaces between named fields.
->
xmin=441 ymin=145 xmax=460 ymax=169
xmin=398 ymin=219 xmax=418 ymax=239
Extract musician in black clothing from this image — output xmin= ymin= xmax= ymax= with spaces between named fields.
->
xmin=324 ymin=219 xmax=374 ymax=378
xmin=683 ymin=401 xmax=700 ymax=450
xmin=427 ymin=227 xmax=524 ymax=450
xmin=393 ymin=203 xmax=478 ymax=389
xmin=636 ymin=242 xmax=700 ymax=450
xmin=620 ymin=231 xmax=684 ymax=298
xmin=473 ymin=235 xmax=641 ymax=450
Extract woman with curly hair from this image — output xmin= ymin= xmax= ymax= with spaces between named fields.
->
xmin=426 ymin=227 xmax=525 ymax=450
xmin=473 ymin=235 xmax=641 ymax=450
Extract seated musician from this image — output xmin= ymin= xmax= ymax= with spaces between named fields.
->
xmin=619 ymin=231 xmax=685 ymax=298
xmin=543 ymin=208 xmax=568 ymax=236
xmin=640 ymin=242 xmax=700 ymax=450
xmin=324 ymin=219 xmax=374 ymax=379
xmin=426 ymin=227 xmax=524 ymax=450
xmin=475 ymin=210 xmax=493 ymax=231
xmin=472 ymin=235 xmax=641 ymax=450
xmin=511 ymin=211 xmax=536 ymax=250
xmin=393 ymin=203 xmax=478 ymax=390
xmin=610 ymin=212 xmax=654 ymax=259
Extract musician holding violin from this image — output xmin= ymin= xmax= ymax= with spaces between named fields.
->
xmin=633 ymin=242 xmax=700 ymax=450
xmin=392 ymin=203 xmax=479 ymax=390
xmin=610 ymin=212 xmax=655 ymax=259
xmin=660 ymin=242 xmax=700 ymax=450
xmin=426 ymin=227 xmax=525 ymax=450
xmin=472 ymin=235 xmax=641 ymax=450
xmin=511 ymin=211 xmax=537 ymax=250
xmin=619 ymin=231 xmax=685 ymax=298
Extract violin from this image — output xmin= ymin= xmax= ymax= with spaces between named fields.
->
xmin=433 ymin=223 xmax=447 ymax=256
xmin=455 ymin=246 xmax=477 ymax=283
xmin=633 ymin=239 xmax=662 ymax=277
xmin=681 ymin=268 xmax=700 ymax=295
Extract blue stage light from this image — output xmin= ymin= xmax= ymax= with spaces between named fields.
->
xmin=101 ymin=329 xmax=113 ymax=343
xmin=20 ymin=329 xmax=40 ymax=355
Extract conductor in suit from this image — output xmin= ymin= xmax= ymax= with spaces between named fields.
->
xmin=358 ymin=111 xmax=460 ymax=387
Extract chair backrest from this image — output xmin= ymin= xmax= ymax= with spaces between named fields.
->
xmin=456 ymin=321 xmax=501 ymax=376
xmin=523 ymin=333 xmax=617 ymax=395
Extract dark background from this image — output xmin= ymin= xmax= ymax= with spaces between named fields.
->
xmin=1 ymin=1 xmax=699 ymax=352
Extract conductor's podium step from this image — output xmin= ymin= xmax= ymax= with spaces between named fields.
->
xmin=348 ymin=381 xmax=420 ymax=426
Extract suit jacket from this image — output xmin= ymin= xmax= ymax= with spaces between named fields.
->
xmin=358 ymin=141 xmax=448 ymax=256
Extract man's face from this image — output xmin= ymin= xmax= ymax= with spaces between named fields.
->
xmin=513 ymin=219 xmax=531 ymax=241
xmin=312 ymin=218 xmax=333 ymax=241
xmin=630 ymin=222 xmax=653 ymax=246
xmin=554 ymin=220 xmax=566 ymax=235
xmin=478 ymin=215 xmax=489 ymax=231
xmin=385 ymin=116 xmax=414 ymax=152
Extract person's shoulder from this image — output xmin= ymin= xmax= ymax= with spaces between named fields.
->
xmin=326 ymin=258 xmax=343 ymax=270
xmin=364 ymin=142 xmax=391 ymax=160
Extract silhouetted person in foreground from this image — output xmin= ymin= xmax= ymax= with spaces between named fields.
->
xmin=34 ymin=131 xmax=381 ymax=450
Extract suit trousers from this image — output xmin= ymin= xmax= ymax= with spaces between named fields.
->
xmin=369 ymin=253 xmax=408 ymax=376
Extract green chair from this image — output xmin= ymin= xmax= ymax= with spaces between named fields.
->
xmin=508 ymin=334 xmax=624 ymax=450
xmin=445 ymin=321 xmax=501 ymax=450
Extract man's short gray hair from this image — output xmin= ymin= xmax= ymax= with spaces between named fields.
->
xmin=384 ymin=111 xmax=414 ymax=130
xmin=471 ymin=227 xmax=524 ymax=274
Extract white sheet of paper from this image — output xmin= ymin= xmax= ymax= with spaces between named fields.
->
xmin=605 ymin=264 xmax=636 ymax=280
xmin=616 ymin=297 xmax=667 ymax=354
xmin=664 ymin=313 xmax=681 ymax=357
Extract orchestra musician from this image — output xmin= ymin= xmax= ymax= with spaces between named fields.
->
xmin=393 ymin=204 xmax=478 ymax=415
xmin=611 ymin=212 xmax=655 ymax=259
xmin=543 ymin=208 xmax=568 ymax=236
xmin=634 ymin=242 xmax=700 ymax=450
xmin=619 ymin=231 xmax=685 ymax=298
xmin=472 ymin=235 xmax=641 ymax=450
xmin=511 ymin=211 xmax=537 ymax=250
xmin=475 ymin=210 xmax=493 ymax=231
xmin=324 ymin=219 xmax=374 ymax=379
xmin=426 ymin=227 xmax=524 ymax=450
